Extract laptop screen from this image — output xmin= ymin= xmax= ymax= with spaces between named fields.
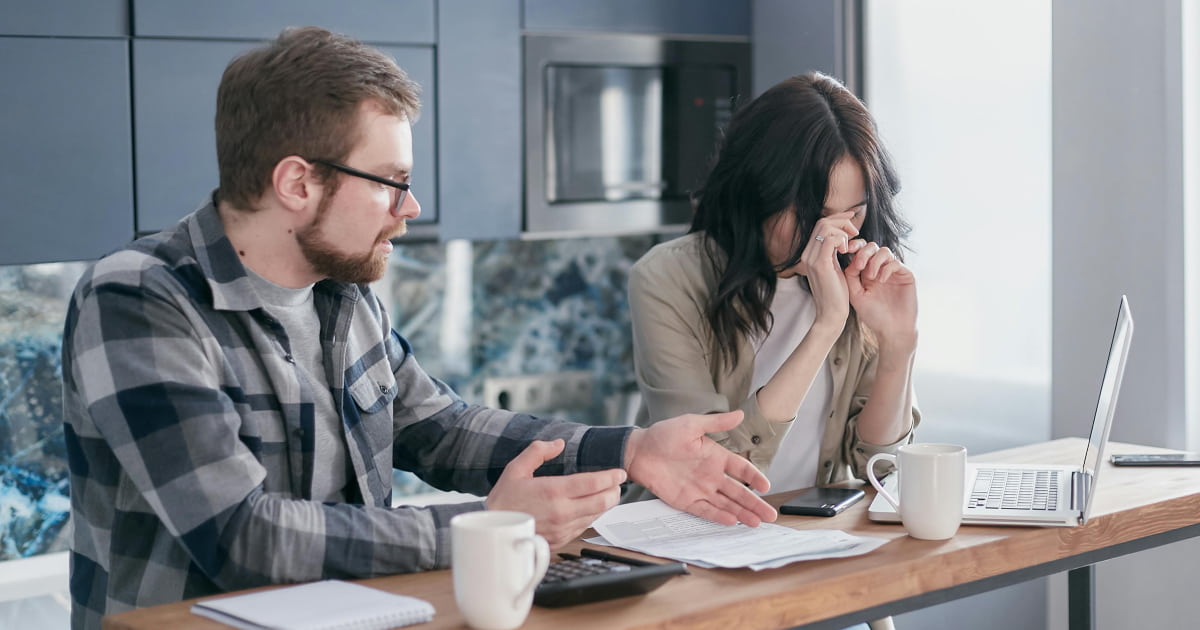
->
xmin=1079 ymin=296 xmax=1134 ymax=508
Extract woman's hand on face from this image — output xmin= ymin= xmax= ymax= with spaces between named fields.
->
xmin=844 ymin=242 xmax=918 ymax=351
xmin=798 ymin=210 xmax=862 ymax=328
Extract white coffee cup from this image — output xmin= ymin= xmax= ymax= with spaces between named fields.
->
xmin=866 ymin=443 xmax=967 ymax=540
xmin=451 ymin=511 xmax=550 ymax=630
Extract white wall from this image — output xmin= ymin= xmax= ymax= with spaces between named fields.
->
xmin=870 ymin=1 xmax=1200 ymax=628
xmin=1050 ymin=1 xmax=1200 ymax=628
xmin=865 ymin=0 xmax=1053 ymax=448
xmin=865 ymin=2 xmax=1052 ymax=629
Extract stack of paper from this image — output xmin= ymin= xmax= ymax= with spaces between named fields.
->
xmin=590 ymin=500 xmax=886 ymax=571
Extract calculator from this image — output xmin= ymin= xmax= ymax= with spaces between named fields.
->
xmin=533 ymin=550 xmax=689 ymax=608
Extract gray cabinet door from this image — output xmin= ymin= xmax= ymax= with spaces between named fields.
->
xmin=752 ymin=0 xmax=859 ymax=97
xmin=0 ymin=0 xmax=127 ymax=37
xmin=132 ymin=0 xmax=435 ymax=44
xmin=133 ymin=40 xmax=258 ymax=232
xmin=133 ymin=41 xmax=436 ymax=233
xmin=523 ymin=0 xmax=750 ymax=36
xmin=436 ymin=0 xmax=521 ymax=239
xmin=0 ymin=37 xmax=133 ymax=265
xmin=382 ymin=46 xmax=437 ymax=225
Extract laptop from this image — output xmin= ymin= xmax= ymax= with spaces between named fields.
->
xmin=868 ymin=295 xmax=1134 ymax=527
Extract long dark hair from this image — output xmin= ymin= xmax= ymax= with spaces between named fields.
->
xmin=691 ymin=72 xmax=909 ymax=369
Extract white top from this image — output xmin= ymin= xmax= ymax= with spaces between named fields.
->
xmin=750 ymin=278 xmax=832 ymax=493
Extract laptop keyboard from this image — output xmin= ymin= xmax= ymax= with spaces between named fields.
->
xmin=968 ymin=469 xmax=1060 ymax=511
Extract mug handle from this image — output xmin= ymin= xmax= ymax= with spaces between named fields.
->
xmin=866 ymin=453 xmax=900 ymax=511
xmin=513 ymin=534 xmax=550 ymax=607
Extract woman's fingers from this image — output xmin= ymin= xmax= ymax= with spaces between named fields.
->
xmin=849 ymin=241 xmax=880 ymax=275
xmin=864 ymin=246 xmax=893 ymax=280
xmin=845 ymin=243 xmax=912 ymax=286
xmin=801 ymin=226 xmax=853 ymax=272
xmin=810 ymin=211 xmax=860 ymax=248
xmin=877 ymin=256 xmax=903 ymax=284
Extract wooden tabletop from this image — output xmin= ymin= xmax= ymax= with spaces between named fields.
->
xmin=103 ymin=439 xmax=1200 ymax=630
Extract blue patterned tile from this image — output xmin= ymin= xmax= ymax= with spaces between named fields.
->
xmin=0 ymin=262 xmax=87 ymax=562
xmin=384 ymin=234 xmax=662 ymax=499
xmin=387 ymin=235 xmax=660 ymax=421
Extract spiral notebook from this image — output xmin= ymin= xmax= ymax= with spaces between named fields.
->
xmin=191 ymin=580 xmax=435 ymax=630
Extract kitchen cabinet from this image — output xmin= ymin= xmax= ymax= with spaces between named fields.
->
xmin=0 ymin=0 xmax=784 ymax=264
xmin=0 ymin=37 xmax=133 ymax=265
xmin=133 ymin=40 xmax=437 ymax=234
xmin=523 ymin=0 xmax=750 ymax=36
xmin=132 ymin=40 xmax=256 ymax=232
xmin=436 ymin=0 xmax=522 ymax=240
xmin=0 ymin=0 xmax=126 ymax=37
xmin=131 ymin=0 xmax=435 ymax=44
xmin=386 ymin=46 xmax=438 ymax=227
xmin=752 ymin=0 xmax=860 ymax=97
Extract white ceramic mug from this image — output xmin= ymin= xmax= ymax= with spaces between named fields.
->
xmin=866 ymin=443 xmax=967 ymax=540
xmin=451 ymin=511 xmax=550 ymax=630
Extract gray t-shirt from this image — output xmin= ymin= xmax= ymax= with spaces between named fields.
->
xmin=246 ymin=269 xmax=348 ymax=502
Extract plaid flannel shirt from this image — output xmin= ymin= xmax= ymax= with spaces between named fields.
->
xmin=62 ymin=199 xmax=631 ymax=630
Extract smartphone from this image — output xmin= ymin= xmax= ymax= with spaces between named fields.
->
xmin=779 ymin=487 xmax=865 ymax=517
xmin=1110 ymin=453 xmax=1200 ymax=466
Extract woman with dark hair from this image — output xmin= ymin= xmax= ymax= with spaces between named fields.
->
xmin=627 ymin=72 xmax=920 ymax=502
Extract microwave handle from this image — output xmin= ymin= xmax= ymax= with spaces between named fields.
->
xmin=604 ymin=180 xmax=668 ymax=194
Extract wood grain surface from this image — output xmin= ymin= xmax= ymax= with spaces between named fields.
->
xmin=102 ymin=439 xmax=1200 ymax=630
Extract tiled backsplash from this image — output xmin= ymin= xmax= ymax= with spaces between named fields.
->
xmin=0 ymin=262 xmax=87 ymax=562
xmin=0 ymin=233 xmax=661 ymax=562
xmin=387 ymin=236 xmax=659 ymax=419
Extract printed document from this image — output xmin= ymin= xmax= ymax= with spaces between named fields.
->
xmin=590 ymin=499 xmax=886 ymax=570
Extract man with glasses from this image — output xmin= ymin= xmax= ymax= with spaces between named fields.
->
xmin=61 ymin=26 xmax=776 ymax=629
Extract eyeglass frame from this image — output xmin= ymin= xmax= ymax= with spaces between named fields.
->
xmin=304 ymin=157 xmax=411 ymax=212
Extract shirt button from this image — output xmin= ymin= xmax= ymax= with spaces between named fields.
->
xmin=750 ymin=435 xmax=761 ymax=445
xmin=828 ymin=411 xmax=835 ymax=418
xmin=823 ymin=460 xmax=832 ymax=468
xmin=379 ymin=384 xmax=389 ymax=394
xmin=833 ymin=357 xmax=843 ymax=366
xmin=284 ymin=354 xmax=295 ymax=364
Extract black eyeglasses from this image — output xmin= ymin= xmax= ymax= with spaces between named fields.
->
xmin=306 ymin=158 xmax=410 ymax=212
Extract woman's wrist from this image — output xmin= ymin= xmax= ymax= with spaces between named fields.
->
xmin=810 ymin=314 xmax=847 ymax=341
xmin=876 ymin=331 xmax=918 ymax=364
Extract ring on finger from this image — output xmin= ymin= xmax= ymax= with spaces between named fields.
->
xmin=814 ymin=234 xmax=825 ymax=242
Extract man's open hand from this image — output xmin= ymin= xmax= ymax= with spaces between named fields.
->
xmin=624 ymin=411 xmax=777 ymax=526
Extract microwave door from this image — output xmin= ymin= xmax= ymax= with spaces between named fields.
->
xmin=545 ymin=65 xmax=666 ymax=204
xmin=524 ymin=33 xmax=749 ymax=235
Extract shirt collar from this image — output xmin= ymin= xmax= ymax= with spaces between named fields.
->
xmin=185 ymin=192 xmax=358 ymax=312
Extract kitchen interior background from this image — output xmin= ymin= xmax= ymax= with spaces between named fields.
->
xmin=4 ymin=1 xmax=1199 ymax=629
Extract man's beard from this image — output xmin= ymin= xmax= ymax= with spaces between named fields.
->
xmin=296 ymin=194 xmax=397 ymax=284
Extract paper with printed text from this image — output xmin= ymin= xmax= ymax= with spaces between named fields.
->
xmin=590 ymin=499 xmax=886 ymax=570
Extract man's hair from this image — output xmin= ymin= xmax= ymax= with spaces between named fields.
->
xmin=690 ymin=72 xmax=910 ymax=369
xmin=215 ymin=26 xmax=421 ymax=210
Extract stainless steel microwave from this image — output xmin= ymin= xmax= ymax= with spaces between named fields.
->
xmin=523 ymin=33 xmax=750 ymax=236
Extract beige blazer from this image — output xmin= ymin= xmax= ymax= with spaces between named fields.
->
xmin=627 ymin=232 xmax=919 ymax=489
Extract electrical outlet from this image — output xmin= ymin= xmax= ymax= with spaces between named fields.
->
xmin=483 ymin=371 xmax=595 ymax=414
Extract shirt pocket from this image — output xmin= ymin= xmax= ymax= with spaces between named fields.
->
xmin=347 ymin=360 xmax=399 ymax=415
